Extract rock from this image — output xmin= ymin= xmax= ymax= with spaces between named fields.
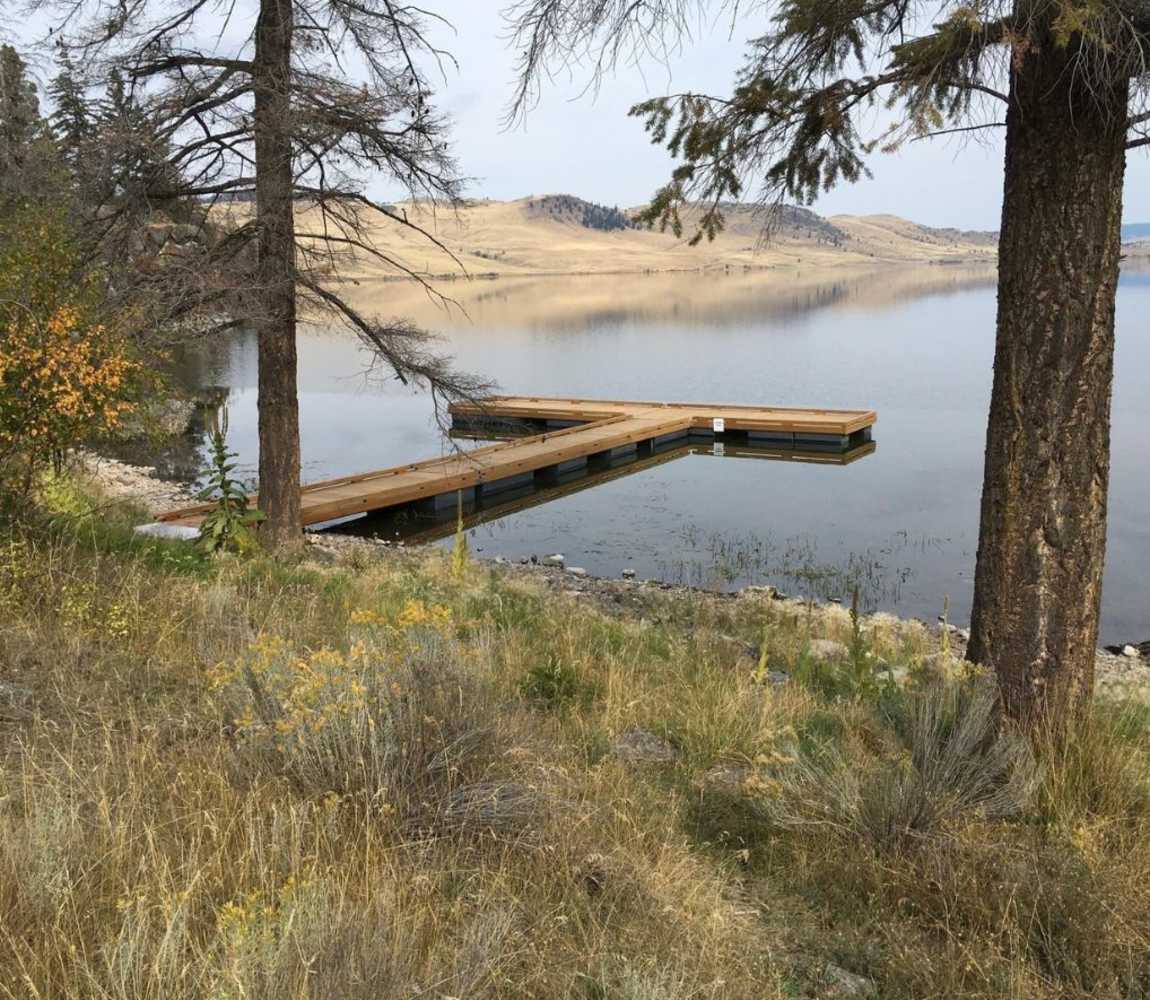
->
xmin=807 ymin=638 xmax=849 ymax=662
xmin=493 ymin=556 xmax=508 ymax=565
xmin=621 ymin=568 xmax=636 ymax=579
xmin=767 ymin=671 xmax=790 ymax=686
xmin=542 ymin=553 xmax=565 ymax=567
xmin=1123 ymin=644 xmax=1140 ymax=658
xmin=566 ymin=566 xmax=588 ymax=578
xmin=133 ymin=523 xmax=200 ymax=541
xmin=699 ymin=763 xmax=752 ymax=792
xmin=611 ymin=728 xmax=679 ymax=765
xmin=822 ymin=963 xmax=877 ymax=998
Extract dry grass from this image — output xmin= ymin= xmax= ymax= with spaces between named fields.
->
xmin=2 ymin=502 xmax=1150 ymax=998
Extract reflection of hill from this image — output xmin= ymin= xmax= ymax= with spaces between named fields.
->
xmin=342 ymin=265 xmax=998 ymax=333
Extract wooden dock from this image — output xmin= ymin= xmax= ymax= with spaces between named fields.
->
xmin=156 ymin=395 xmax=876 ymax=529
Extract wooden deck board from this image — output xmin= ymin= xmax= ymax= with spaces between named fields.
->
xmin=157 ymin=395 xmax=875 ymax=529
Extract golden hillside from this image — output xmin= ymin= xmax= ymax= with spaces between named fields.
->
xmin=279 ymin=196 xmax=997 ymax=282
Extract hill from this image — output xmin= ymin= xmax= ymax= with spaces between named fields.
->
xmin=275 ymin=196 xmax=998 ymax=281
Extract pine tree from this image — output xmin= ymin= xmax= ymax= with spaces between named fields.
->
xmin=0 ymin=45 xmax=50 ymax=200
xmin=39 ymin=0 xmax=490 ymax=549
xmin=48 ymin=53 xmax=92 ymax=175
xmin=508 ymin=0 xmax=1150 ymax=731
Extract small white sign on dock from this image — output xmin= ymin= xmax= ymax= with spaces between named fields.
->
xmin=712 ymin=417 xmax=725 ymax=433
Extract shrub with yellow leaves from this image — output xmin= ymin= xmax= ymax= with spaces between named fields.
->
xmin=212 ymin=622 xmax=502 ymax=818
xmin=0 ymin=206 xmax=145 ymax=491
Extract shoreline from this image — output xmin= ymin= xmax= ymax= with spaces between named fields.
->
xmin=79 ymin=451 xmax=1150 ymax=699
xmin=339 ymin=253 xmax=998 ymax=284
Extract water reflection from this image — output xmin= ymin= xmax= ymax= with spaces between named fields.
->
xmin=338 ymin=437 xmax=878 ymax=547
xmin=343 ymin=263 xmax=997 ymax=332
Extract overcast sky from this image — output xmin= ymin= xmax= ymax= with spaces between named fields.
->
xmin=15 ymin=1 xmax=1149 ymax=229
xmin=413 ymin=3 xmax=1150 ymax=230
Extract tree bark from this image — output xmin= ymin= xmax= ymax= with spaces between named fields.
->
xmin=968 ymin=30 xmax=1129 ymax=728
xmin=253 ymin=0 xmax=301 ymax=548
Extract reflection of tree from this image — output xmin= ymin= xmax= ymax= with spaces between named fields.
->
xmin=105 ymin=383 xmax=229 ymax=484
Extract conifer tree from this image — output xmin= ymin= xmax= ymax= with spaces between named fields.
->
xmin=48 ymin=52 xmax=92 ymax=175
xmin=0 ymin=45 xmax=52 ymax=201
xmin=37 ymin=0 xmax=488 ymax=548
xmin=507 ymin=0 xmax=1150 ymax=729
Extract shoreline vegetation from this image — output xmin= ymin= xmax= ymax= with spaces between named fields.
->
xmin=79 ymin=452 xmax=1150 ymax=700
xmin=3 ymin=465 xmax=1150 ymax=998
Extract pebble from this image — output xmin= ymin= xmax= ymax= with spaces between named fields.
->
xmin=542 ymin=553 xmax=565 ymax=567
xmin=566 ymin=566 xmax=588 ymax=578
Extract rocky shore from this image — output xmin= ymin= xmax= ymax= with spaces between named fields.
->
xmin=308 ymin=533 xmax=1150 ymax=700
xmin=76 ymin=452 xmax=198 ymax=516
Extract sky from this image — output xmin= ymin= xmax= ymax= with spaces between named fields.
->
xmin=13 ymin=1 xmax=1150 ymax=229
xmin=413 ymin=3 xmax=1150 ymax=230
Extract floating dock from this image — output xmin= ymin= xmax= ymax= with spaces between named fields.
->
xmin=155 ymin=395 xmax=876 ymax=529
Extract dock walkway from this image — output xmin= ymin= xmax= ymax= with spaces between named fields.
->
xmin=156 ymin=395 xmax=876 ymax=529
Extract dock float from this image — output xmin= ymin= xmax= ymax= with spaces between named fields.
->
xmin=155 ymin=395 xmax=876 ymax=529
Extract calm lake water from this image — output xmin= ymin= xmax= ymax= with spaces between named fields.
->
xmin=152 ymin=265 xmax=1150 ymax=642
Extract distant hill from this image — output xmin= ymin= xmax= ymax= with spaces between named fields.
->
xmin=275 ymin=195 xmax=998 ymax=280
xmin=1122 ymin=223 xmax=1150 ymax=242
xmin=525 ymin=195 xmax=638 ymax=232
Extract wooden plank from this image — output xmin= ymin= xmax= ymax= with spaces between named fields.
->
xmin=157 ymin=394 xmax=876 ymax=529
xmin=451 ymin=395 xmax=877 ymax=436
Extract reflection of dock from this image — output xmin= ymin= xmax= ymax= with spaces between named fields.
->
xmin=355 ymin=439 xmax=877 ymax=545
xmin=156 ymin=395 xmax=876 ymax=528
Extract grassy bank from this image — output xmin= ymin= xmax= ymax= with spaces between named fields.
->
xmin=2 ymin=495 xmax=1149 ymax=998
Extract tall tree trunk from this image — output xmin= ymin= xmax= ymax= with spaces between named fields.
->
xmin=253 ymin=0 xmax=301 ymax=548
xmin=968 ymin=31 xmax=1129 ymax=728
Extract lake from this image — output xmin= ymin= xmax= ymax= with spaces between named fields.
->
xmin=152 ymin=264 xmax=1150 ymax=643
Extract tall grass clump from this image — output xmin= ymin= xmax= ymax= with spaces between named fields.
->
xmin=211 ymin=622 xmax=546 ymax=832
xmin=752 ymin=679 xmax=1039 ymax=849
